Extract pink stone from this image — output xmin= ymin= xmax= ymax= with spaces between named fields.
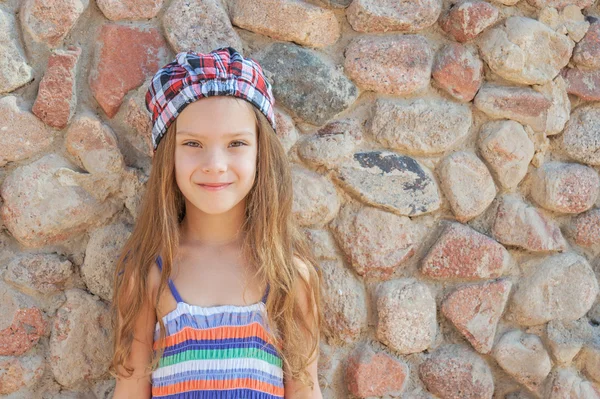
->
xmin=441 ymin=279 xmax=512 ymax=354
xmin=344 ymin=34 xmax=432 ymax=96
xmin=567 ymin=208 xmax=600 ymax=247
xmin=89 ymin=24 xmax=168 ymax=118
xmin=346 ymin=345 xmax=408 ymax=398
xmin=438 ymin=1 xmax=499 ymax=43
xmin=32 ymin=46 xmax=81 ymax=129
xmin=346 ymin=0 xmax=442 ymax=33
xmin=573 ymin=20 xmax=600 ymax=69
xmin=96 ymin=0 xmax=164 ymax=21
xmin=432 ymin=43 xmax=483 ymax=102
xmin=0 ymin=308 xmax=47 ymax=356
xmin=561 ymin=67 xmax=600 ymax=101
xmin=20 ymin=0 xmax=88 ymax=48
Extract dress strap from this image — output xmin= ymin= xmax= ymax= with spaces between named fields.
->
xmin=261 ymin=282 xmax=270 ymax=304
xmin=156 ymin=255 xmax=184 ymax=303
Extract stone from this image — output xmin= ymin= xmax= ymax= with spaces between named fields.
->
xmin=474 ymin=84 xmax=552 ymax=132
xmin=291 ymin=165 xmax=340 ymax=227
xmin=297 ymin=118 xmax=362 ymax=169
xmin=97 ymin=0 xmax=164 ymax=20
xmin=319 ymin=260 xmax=368 ymax=345
xmin=420 ymin=222 xmax=511 ymax=280
xmin=49 ymin=289 xmax=112 ymax=388
xmin=438 ymin=151 xmax=497 ymax=222
xmin=478 ymin=120 xmax=535 ymax=190
xmin=371 ymin=97 xmax=472 ymax=155
xmin=345 ymin=345 xmax=408 ymax=398
xmin=0 ymin=10 xmax=33 ymax=93
xmin=255 ymin=42 xmax=358 ymax=126
xmin=120 ymin=166 xmax=148 ymax=220
xmin=566 ymin=208 xmax=600 ymax=247
xmin=273 ymin=109 xmax=300 ymax=154
xmin=573 ymin=20 xmax=600 ymax=69
xmin=527 ymin=0 xmax=595 ymax=9
xmin=529 ymin=162 xmax=599 ymax=214
xmin=0 ymin=352 xmax=45 ymax=395
xmin=20 ymin=0 xmax=88 ymax=48
xmin=545 ymin=368 xmax=600 ymax=398
xmin=303 ymin=228 xmax=338 ymax=260
xmin=431 ymin=43 xmax=483 ymax=102
xmin=346 ymin=0 xmax=443 ymax=33
xmin=81 ymin=223 xmax=132 ymax=302
xmin=491 ymin=194 xmax=568 ymax=252
xmin=375 ymin=279 xmax=437 ymax=354
xmin=562 ymin=103 xmax=600 ymax=166
xmin=32 ymin=46 xmax=81 ymax=129
xmin=227 ymin=0 xmax=340 ymax=48
xmin=539 ymin=5 xmax=590 ymax=43
xmin=333 ymin=151 xmax=441 ymax=216
xmin=583 ymin=344 xmax=600 ymax=383
xmin=492 ymin=330 xmax=552 ymax=393
xmin=561 ymin=67 xmax=600 ymax=101
xmin=89 ymin=24 xmax=169 ymax=118
xmin=478 ymin=16 xmax=573 ymax=85
xmin=418 ymin=344 xmax=494 ymax=399
xmin=547 ymin=318 xmax=595 ymax=364
xmin=330 ymin=203 xmax=418 ymax=279
xmin=344 ymin=34 xmax=433 ymax=95
xmin=442 ymin=278 xmax=512 ymax=354
xmin=163 ymin=0 xmax=242 ymax=54
xmin=0 ymin=154 xmax=120 ymax=248
xmin=124 ymin=82 xmax=154 ymax=157
xmin=438 ymin=1 xmax=499 ymax=43
xmin=0 ymin=281 xmax=47 ymax=356
xmin=4 ymin=253 xmax=72 ymax=296
xmin=532 ymin=75 xmax=570 ymax=136
xmin=509 ymin=252 xmax=599 ymax=326
xmin=0 ymin=96 xmax=55 ymax=167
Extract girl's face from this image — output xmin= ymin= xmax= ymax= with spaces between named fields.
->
xmin=174 ymin=96 xmax=258 ymax=215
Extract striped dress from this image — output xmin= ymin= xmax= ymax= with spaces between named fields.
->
xmin=152 ymin=255 xmax=284 ymax=398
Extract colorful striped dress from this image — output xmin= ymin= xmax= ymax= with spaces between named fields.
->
xmin=152 ymin=255 xmax=285 ymax=398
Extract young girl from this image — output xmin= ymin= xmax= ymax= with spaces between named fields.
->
xmin=109 ymin=47 xmax=327 ymax=398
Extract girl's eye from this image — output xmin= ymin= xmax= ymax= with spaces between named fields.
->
xmin=183 ymin=141 xmax=247 ymax=148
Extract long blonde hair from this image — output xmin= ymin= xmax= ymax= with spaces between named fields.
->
xmin=108 ymin=99 xmax=328 ymax=390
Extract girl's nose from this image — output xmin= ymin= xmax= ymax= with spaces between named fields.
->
xmin=201 ymin=150 xmax=228 ymax=173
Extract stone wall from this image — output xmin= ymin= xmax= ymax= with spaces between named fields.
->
xmin=0 ymin=0 xmax=599 ymax=398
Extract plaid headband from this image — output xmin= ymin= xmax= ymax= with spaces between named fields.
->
xmin=145 ymin=47 xmax=277 ymax=153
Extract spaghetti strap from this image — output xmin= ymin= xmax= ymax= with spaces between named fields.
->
xmin=155 ymin=255 xmax=184 ymax=303
xmin=261 ymin=282 xmax=270 ymax=304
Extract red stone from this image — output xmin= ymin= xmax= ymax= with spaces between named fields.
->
xmin=561 ymin=67 xmax=600 ymax=101
xmin=89 ymin=24 xmax=168 ymax=118
xmin=346 ymin=345 xmax=408 ymax=398
xmin=432 ymin=43 xmax=483 ymax=102
xmin=32 ymin=46 xmax=81 ymax=129
xmin=439 ymin=1 xmax=499 ymax=43
xmin=0 ymin=308 xmax=47 ymax=356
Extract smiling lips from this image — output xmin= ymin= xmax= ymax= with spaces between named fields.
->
xmin=198 ymin=183 xmax=231 ymax=191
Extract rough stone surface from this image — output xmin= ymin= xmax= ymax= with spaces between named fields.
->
xmin=526 ymin=0 xmax=595 ymax=9
xmin=297 ymin=119 xmax=362 ymax=169
xmin=561 ymin=103 xmax=600 ymax=166
xmin=442 ymin=278 xmax=512 ymax=354
xmin=81 ymin=223 xmax=132 ymax=302
xmin=509 ymin=252 xmax=599 ymax=326
xmin=583 ymin=344 xmax=600 ymax=383
xmin=420 ymin=222 xmax=510 ymax=281
xmin=492 ymin=194 xmax=568 ymax=252
xmin=478 ymin=16 xmax=573 ymax=85
xmin=49 ymin=289 xmax=112 ymax=388
xmin=346 ymin=0 xmax=443 ymax=33
xmin=32 ymin=47 xmax=81 ymax=129
xmin=344 ymin=34 xmax=433 ymax=95
xmin=371 ymin=97 xmax=472 ymax=155
xmin=20 ymin=0 xmax=89 ymax=48
xmin=532 ymin=75 xmax=571 ymax=136
xmin=431 ymin=43 xmax=483 ymax=102
xmin=529 ymin=162 xmax=599 ymax=214
xmin=546 ymin=318 xmax=596 ymax=364
xmin=273 ymin=109 xmax=300 ymax=154
xmin=474 ymin=84 xmax=552 ymax=132
xmin=319 ymin=260 xmax=368 ymax=345
xmin=492 ymin=330 xmax=552 ymax=393
xmin=97 ymin=0 xmax=164 ymax=20
xmin=330 ymin=203 xmax=418 ymax=280
xmin=478 ymin=120 xmax=535 ymax=190
xmin=545 ymin=368 xmax=600 ymax=398
xmin=0 ymin=154 xmax=121 ymax=248
xmin=228 ymin=0 xmax=340 ymax=48
xmin=539 ymin=5 xmax=590 ymax=43
xmin=291 ymin=165 xmax=340 ymax=227
xmin=438 ymin=151 xmax=497 ymax=222
xmin=561 ymin=67 xmax=600 ymax=101
xmin=89 ymin=24 xmax=169 ymax=118
xmin=375 ymin=279 xmax=437 ymax=354
xmin=124 ymin=83 xmax=154 ymax=157
xmin=0 ymin=96 xmax=55 ymax=167
xmin=438 ymin=1 xmax=499 ymax=43
xmin=573 ymin=20 xmax=600 ymax=69
xmin=418 ymin=344 xmax=494 ymax=399
xmin=0 ymin=10 xmax=34 ymax=93
xmin=4 ymin=253 xmax=73 ymax=296
xmin=566 ymin=208 xmax=600 ymax=247
xmin=255 ymin=42 xmax=358 ymax=126
xmin=345 ymin=345 xmax=408 ymax=398
xmin=0 ymin=352 xmax=45 ymax=395
xmin=333 ymin=151 xmax=441 ymax=216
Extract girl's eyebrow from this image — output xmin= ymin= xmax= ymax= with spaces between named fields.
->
xmin=177 ymin=130 xmax=254 ymax=138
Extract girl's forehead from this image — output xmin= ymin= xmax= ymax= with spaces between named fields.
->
xmin=176 ymin=96 xmax=257 ymax=137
